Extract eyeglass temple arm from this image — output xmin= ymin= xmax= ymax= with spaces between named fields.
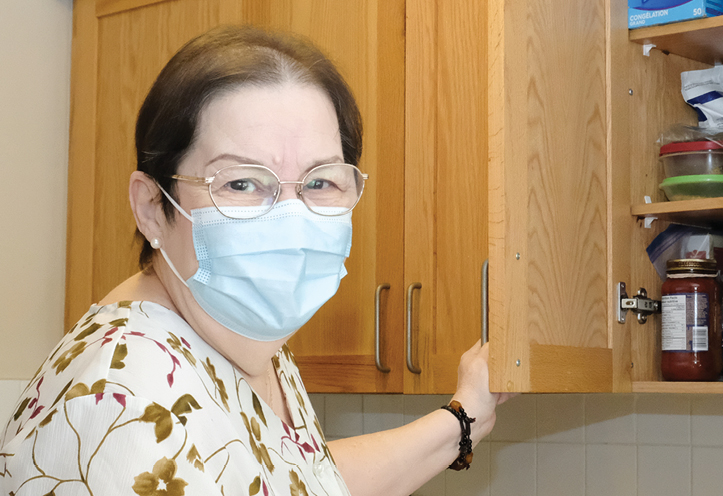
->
xmin=171 ymin=174 xmax=213 ymax=185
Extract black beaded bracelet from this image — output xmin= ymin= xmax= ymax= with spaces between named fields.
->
xmin=441 ymin=400 xmax=476 ymax=471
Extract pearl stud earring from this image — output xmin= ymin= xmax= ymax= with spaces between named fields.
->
xmin=150 ymin=238 xmax=161 ymax=249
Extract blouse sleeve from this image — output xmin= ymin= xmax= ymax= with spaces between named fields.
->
xmin=1 ymin=393 xmax=223 ymax=496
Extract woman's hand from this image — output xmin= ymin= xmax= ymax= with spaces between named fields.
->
xmin=450 ymin=340 xmax=517 ymax=444
xmin=329 ymin=340 xmax=517 ymax=496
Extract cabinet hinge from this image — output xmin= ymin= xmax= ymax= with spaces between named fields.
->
xmin=617 ymin=282 xmax=661 ymax=324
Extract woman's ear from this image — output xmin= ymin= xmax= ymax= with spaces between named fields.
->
xmin=129 ymin=171 xmax=164 ymax=242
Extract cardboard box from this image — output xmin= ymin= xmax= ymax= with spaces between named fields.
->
xmin=629 ymin=0 xmax=723 ymax=28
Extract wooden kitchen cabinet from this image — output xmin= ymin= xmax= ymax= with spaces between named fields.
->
xmin=66 ymin=0 xmax=487 ymax=395
xmin=402 ymin=0 xmax=489 ymax=394
xmin=66 ymin=0 xmax=407 ymax=394
xmin=487 ymin=0 xmax=723 ymax=393
xmin=72 ymin=0 xmax=723 ymax=396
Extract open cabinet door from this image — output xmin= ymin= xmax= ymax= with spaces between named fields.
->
xmin=487 ymin=0 xmax=612 ymax=392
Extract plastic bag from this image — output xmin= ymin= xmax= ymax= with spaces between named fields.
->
xmin=646 ymin=224 xmax=723 ymax=280
xmin=658 ymin=123 xmax=723 ymax=147
xmin=681 ymin=66 xmax=723 ymax=130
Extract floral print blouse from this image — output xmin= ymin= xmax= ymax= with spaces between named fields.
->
xmin=0 ymin=301 xmax=351 ymax=496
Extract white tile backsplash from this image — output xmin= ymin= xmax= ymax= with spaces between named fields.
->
xmin=691 ymin=395 xmax=723 ymax=447
xmin=490 ymin=442 xmax=536 ymax=495
xmin=586 ymin=444 xmax=637 ymax=496
xmin=489 ymin=392 xmax=536 ymax=442
xmin=537 ymin=443 xmax=586 ymax=496
xmin=585 ymin=394 xmax=635 ymax=444
xmin=536 ymin=394 xmax=585 ymax=443
xmin=638 ymin=445 xmax=691 ymax=496
xmin=362 ymin=394 xmax=404 ymax=434
xmin=324 ymin=394 xmax=363 ymax=439
xmin=636 ymin=393 xmax=691 ymax=446
xmin=692 ymin=446 xmax=723 ymax=496
xmin=317 ymin=392 xmax=723 ymax=496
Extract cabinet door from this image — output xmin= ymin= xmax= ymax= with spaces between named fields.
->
xmin=404 ymin=0 xmax=489 ymax=394
xmin=243 ymin=2 xmax=406 ymax=393
xmin=66 ymin=0 xmax=405 ymax=393
xmin=487 ymin=0 xmax=612 ymax=392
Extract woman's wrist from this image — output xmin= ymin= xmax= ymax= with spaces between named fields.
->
xmin=440 ymin=400 xmax=476 ymax=470
xmin=450 ymin=390 xmax=497 ymax=445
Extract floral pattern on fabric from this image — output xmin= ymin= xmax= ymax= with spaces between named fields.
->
xmin=0 ymin=301 xmax=350 ymax=496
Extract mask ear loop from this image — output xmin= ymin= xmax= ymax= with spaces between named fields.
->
xmin=158 ymin=248 xmax=190 ymax=288
xmin=153 ymin=182 xmax=194 ymax=288
xmin=156 ymin=182 xmax=195 ymax=223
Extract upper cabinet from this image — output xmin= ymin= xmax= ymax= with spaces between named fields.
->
xmin=487 ymin=0 xmax=723 ymax=393
xmin=67 ymin=0 xmax=407 ymax=394
xmin=71 ymin=0 xmax=721 ymax=396
xmin=68 ymin=0 xmax=489 ymax=396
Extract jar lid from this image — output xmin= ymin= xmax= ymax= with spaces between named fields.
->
xmin=666 ymin=258 xmax=717 ymax=275
xmin=660 ymin=140 xmax=723 ymax=156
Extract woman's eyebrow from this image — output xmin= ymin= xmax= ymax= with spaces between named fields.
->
xmin=311 ymin=156 xmax=344 ymax=166
xmin=205 ymin=154 xmax=346 ymax=172
xmin=205 ymin=153 xmax=264 ymax=166
xmin=300 ymin=156 xmax=345 ymax=174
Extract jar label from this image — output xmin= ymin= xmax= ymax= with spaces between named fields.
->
xmin=662 ymin=293 xmax=709 ymax=352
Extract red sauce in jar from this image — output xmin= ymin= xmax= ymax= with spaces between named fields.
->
xmin=661 ymin=259 xmax=722 ymax=381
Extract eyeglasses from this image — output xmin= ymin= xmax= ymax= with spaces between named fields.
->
xmin=170 ymin=163 xmax=368 ymax=219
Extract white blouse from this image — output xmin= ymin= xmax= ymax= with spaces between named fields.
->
xmin=0 ymin=301 xmax=351 ymax=496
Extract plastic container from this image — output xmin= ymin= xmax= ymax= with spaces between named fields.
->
xmin=660 ymin=141 xmax=723 ymax=177
xmin=661 ymin=259 xmax=722 ymax=381
xmin=660 ymin=175 xmax=723 ymax=201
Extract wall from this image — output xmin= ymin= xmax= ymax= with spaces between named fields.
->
xmin=0 ymin=0 xmax=73 ymax=379
xmin=311 ymin=392 xmax=723 ymax=496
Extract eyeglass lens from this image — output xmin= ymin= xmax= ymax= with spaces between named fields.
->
xmin=209 ymin=164 xmax=364 ymax=218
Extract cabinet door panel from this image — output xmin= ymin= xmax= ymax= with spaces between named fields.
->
xmin=405 ymin=0 xmax=488 ymax=394
xmin=68 ymin=0 xmax=224 ymax=326
xmin=241 ymin=1 xmax=406 ymax=393
xmin=67 ymin=0 xmax=405 ymax=393
xmin=488 ymin=0 xmax=610 ymax=392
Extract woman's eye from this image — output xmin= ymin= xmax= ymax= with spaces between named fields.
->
xmin=306 ymin=179 xmax=333 ymax=190
xmin=227 ymin=179 xmax=256 ymax=192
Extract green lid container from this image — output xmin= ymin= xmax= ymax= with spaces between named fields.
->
xmin=659 ymin=174 xmax=723 ymax=201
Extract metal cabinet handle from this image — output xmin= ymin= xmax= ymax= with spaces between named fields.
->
xmin=406 ymin=282 xmax=422 ymax=374
xmin=375 ymin=283 xmax=391 ymax=373
xmin=482 ymin=259 xmax=489 ymax=344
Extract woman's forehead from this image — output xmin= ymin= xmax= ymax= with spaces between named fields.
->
xmin=183 ymin=83 xmax=343 ymax=175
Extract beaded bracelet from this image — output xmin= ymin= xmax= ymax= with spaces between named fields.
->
xmin=441 ymin=400 xmax=476 ymax=471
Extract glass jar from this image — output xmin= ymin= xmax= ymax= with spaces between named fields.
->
xmin=661 ymin=259 xmax=722 ymax=381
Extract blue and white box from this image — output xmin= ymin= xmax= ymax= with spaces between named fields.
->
xmin=629 ymin=0 xmax=723 ymax=28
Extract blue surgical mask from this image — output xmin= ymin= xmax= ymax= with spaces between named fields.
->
xmin=157 ymin=189 xmax=352 ymax=341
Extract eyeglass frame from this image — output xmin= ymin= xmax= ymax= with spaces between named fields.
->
xmin=169 ymin=163 xmax=369 ymax=219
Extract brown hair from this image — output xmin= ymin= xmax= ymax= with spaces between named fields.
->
xmin=135 ymin=25 xmax=363 ymax=269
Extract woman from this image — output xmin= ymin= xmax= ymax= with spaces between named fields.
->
xmin=0 ymin=25 xmax=509 ymax=496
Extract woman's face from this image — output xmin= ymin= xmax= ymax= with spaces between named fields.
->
xmin=158 ymin=82 xmax=344 ymax=280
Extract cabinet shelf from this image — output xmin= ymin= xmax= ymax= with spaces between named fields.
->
xmin=631 ymin=198 xmax=723 ymax=228
xmin=633 ymin=381 xmax=723 ymax=393
xmin=629 ymin=16 xmax=723 ymax=65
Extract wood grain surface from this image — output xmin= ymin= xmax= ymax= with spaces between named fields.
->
xmin=489 ymin=0 xmax=610 ymax=392
xmin=405 ymin=0 xmax=488 ymax=394
xmin=67 ymin=0 xmax=406 ymax=394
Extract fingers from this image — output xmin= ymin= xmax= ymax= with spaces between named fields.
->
xmin=496 ymin=392 xmax=519 ymax=405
